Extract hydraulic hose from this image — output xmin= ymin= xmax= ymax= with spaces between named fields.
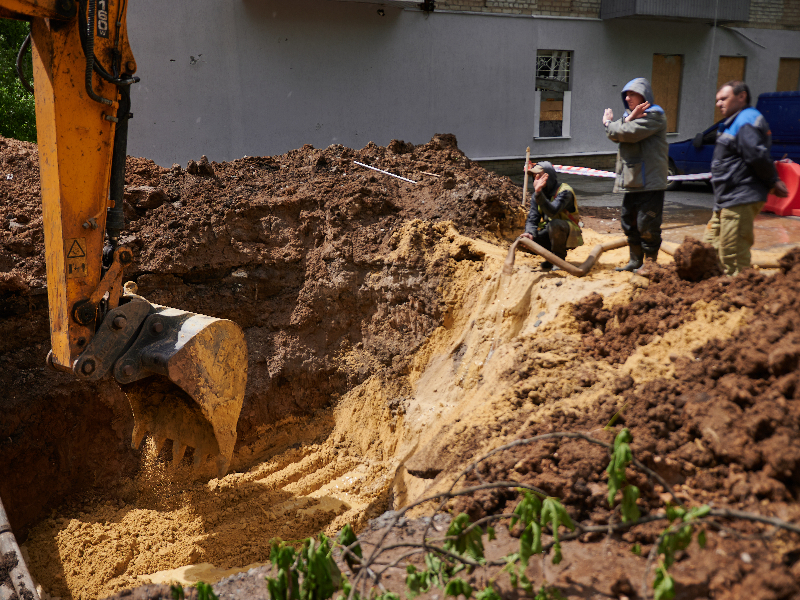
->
xmin=15 ymin=32 xmax=34 ymax=95
xmin=503 ymin=236 xmax=629 ymax=276
xmin=77 ymin=0 xmax=138 ymax=88
xmin=106 ymin=84 xmax=131 ymax=248
xmin=84 ymin=0 xmax=113 ymax=105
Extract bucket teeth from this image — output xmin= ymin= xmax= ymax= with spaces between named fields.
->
xmin=153 ymin=435 xmax=167 ymax=455
xmin=215 ymin=456 xmax=230 ymax=479
xmin=172 ymin=442 xmax=187 ymax=465
xmin=192 ymin=452 xmax=205 ymax=472
xmin=116 ymin=309 xmax=246 ymax=478
xmin=131 ymin=422 xmax=147 ymax=450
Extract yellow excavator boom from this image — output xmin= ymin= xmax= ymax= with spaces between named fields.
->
xmin=1 ymin=0 xmax=247 ymax=476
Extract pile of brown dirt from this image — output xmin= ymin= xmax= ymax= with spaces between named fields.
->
xmin=0 ymin=133 xmax=525 ymax=540
xmin=574 ymin=260 xmax=770 ymax=364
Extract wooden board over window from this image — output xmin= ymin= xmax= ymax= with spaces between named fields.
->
xmin=540 ymin=99 xmax=563 ymax=121
xmin=651 ymin=54 xmax=682 ymax=133
xmin=715 ymin=56 xmax=746 ymax=122
xmin=777 ymin=58 xmax=800 ymax=92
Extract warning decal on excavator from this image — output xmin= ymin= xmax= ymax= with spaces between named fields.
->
xmin=66 ymin=237 xmax=87 ymax=279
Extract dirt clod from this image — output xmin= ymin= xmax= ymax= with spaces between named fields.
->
xmin=673 ymin=236 xmax=723 ymax=281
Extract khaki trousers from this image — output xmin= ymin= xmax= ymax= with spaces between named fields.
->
xmin=702 ymin=202 xmax=764 ymax=276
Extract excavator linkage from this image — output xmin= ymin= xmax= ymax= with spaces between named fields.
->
xmin=4 ymin=0 xmax=249 ymax=477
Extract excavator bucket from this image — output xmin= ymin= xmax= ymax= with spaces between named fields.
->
xmin=112 ymin=305 xmax=247 ymax=477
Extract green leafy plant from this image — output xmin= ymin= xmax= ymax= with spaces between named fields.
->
xmin=474 ymin=586 xmax=501 ymax=600
xmin=195 ymin=582 xmax=219 ymax=600
xmin=534 ymin=585 xmax=565 ymax=600
xmin=652 ymin=504 xmax=711 ymax=600
xmin=443 ymin=513 xmax=487 ymax=565
xmin=338 ymin=524 xmax=363 ymax=571
xmin=606 ymin=428 xmax=640 ymax=522
xmin=267 ymin=534 xmax=343 ymax=600
xmin=170 ymin=583 xmax=185 ymax=600
xmin=267 ymin=541 xmax=301 ymax=600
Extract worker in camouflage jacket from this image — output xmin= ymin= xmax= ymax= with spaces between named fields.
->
xmin=603 ymin=77 xmax=668 ymax=271
xmin=521 ymin=161 xmax=583 ymax=271
xmin=703 ymin=80 xmax=788 ymax=276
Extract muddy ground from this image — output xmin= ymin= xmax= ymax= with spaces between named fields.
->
xmin=0 ymin=133 xmax=799 ymax=600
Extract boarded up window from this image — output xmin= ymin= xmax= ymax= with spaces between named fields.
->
xmin=715 ymin=56 xmax=746 ymax=122
xmin=777 ymin=58 xmax=800 ymax=92
xmin=535 ymin=50 xmax=572 ymax=138
xmin=651 ymin=54 xmax=682 ymax=133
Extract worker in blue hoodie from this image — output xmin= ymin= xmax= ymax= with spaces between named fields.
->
xmin=703 ymin=80 xmax=788 ymax=276
xmin=602 ymin=78 xmax=668 ymax=271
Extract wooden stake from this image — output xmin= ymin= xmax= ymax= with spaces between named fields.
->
xmin=522 ymin=146 xmax=531 ymax=206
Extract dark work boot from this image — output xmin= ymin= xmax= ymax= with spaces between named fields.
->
xmin=635 ymin=250 xmax=659 ymax=275
xmin=615 ymin=245 xmax=644 ymax=272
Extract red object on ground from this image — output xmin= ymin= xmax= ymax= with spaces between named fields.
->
xmin=763 ymin=161 xmax=800 ymax=216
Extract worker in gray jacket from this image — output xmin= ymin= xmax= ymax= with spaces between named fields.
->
xmin=602 ymin=77 xmax=668 ymax=271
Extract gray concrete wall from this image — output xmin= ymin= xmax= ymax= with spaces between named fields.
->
xmin=125 ymin=1 xmax=800 ymax=166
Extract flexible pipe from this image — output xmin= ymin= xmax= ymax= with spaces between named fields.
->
xmin=503 ymin=236 xmax=628 ymax=276
xmin=504 ymin=238 xmax=782 ymax=277
xmin=0 ymin=496 xmax=40 ymax=600
xmin=15 ymin=32 xmax=34 ymax=95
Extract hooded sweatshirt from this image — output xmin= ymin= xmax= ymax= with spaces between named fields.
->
xmin=605 ymin=78 xmax=669 ymax=193
xmin=525 ymin=162 xmax=583 ymax=247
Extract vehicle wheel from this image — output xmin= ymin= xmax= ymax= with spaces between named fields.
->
xmin=666 ymin=160 xmax=681 ymax=191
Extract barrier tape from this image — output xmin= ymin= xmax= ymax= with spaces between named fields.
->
xmin=524 ymin=162 xmax=712 ymax=181
xmin=354 ymin=161 xmax=417 ymax=184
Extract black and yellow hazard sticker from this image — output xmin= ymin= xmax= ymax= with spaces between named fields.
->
xmin=65 ymin=237 xmax=88 ymax=279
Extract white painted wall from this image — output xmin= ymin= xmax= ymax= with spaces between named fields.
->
xmin=125 ymin=1 xmax=800 ymax=166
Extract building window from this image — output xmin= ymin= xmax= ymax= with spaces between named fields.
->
xmin=777 ymin=58 xmax=800 ymax=92
xmin=651 ymin=54 xmax=683 ymax=133
xmin=534 ymin=50 xmax=572 ymax=139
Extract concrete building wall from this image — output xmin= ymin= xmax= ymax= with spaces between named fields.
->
xmin=125 ymin=0 xmax=800 ymax=167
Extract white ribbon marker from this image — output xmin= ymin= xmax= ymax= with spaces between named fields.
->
xmin=354 ymin=161 xmax=417 ymax=184
xmin=524 ymin=162 xmax=711 ymax=181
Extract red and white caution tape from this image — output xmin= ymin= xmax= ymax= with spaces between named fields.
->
xmin=552 ymin=165 xmax=616 ymax=178
xmin=667 ymin=172 xmax=712 ymax=181
xmin=524 ymin=162 xmax=711 ymax=181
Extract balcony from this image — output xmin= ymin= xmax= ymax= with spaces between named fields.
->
xmin=328 ymin=0 xmax=423 ymax=8
xmin=600 ymin=0 xmax=750 ymax=22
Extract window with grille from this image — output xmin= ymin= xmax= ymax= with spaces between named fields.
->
xmin=535 ymin=50 xmax=572 ymax=139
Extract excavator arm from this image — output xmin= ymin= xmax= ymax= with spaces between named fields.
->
xmin=1 ymin=0 xmax=247 ymax=476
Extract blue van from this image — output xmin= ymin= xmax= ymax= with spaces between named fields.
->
xmin=668 ymin=91 xmax=800 ymax=188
